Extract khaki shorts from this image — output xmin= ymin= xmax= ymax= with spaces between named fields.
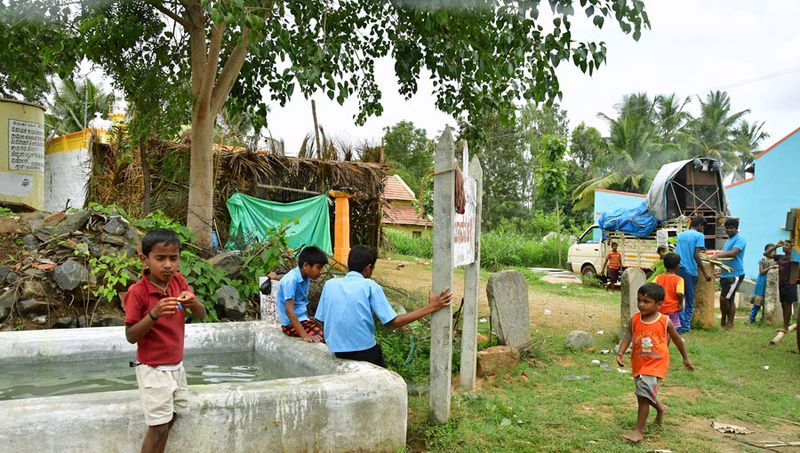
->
xmin=135 ymin=364 xmax=189 ymax=426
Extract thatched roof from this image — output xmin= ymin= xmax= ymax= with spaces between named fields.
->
xmin=87 ymin=140 xmax=388 ymax=248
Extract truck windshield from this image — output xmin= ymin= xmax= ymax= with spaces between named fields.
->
xmin=579 ymin=226 xmax=600 ymax=244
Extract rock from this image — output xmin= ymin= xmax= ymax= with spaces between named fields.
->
xmin=52 ymin=316 xmax=77 ymax=328
xmin=216 ymin=284 xmax=245 ymax=320
xmin=53 ymin=260 xmax=89 ymax=291
xmin=477 ymin=346 xmax=520 ymax=377
xmin=99 ymin=233 xmax=127 ymax=246
xmin=0 ymin=266 xmax=11 ymax=282
xmin=77 ymin=315 xmax=87 ymax=328
xmin=0 ymin=288 xmax=17 ymax=322
xmin=487 ymin=270 xmax=531 ymax=351
xmin=207 ymin=252 xmax=244 ymax=278
xmin=764 ymin=268 xmax=780 ymax=325
xmin=20 ymin=280 xmax=48 ymax=300
xmin=22 ymin=234 xmax=40 ymax=251
xmin=565 ymin=330 xmax=594 ymax=350
xmin=103 ymin=216 xmax=129 ymax=235
xmin=31 ymin=315 xmax=47 ymax=325
xmin=52 ymin=210 xmax=91 ymax=236
xmin=19 ymin=211 xmax=47 ymax=230
xmin=23 ymin=268 xmax=48 ymax=279
xmin=5 ymin=272 xmax=20 ymax=285
xmin=620 ymin=268 xmax=646 ymax=334
xmin=19 ymin=299 xmax=48 ymax=315
xmin=94 ymin=315 xmax=125 ymax=327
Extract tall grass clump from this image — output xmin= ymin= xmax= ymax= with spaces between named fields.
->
xmin=385 ymin=228 xmax=569 ymax=270
xmin=384 ymin=229 xmax=433 ymax=258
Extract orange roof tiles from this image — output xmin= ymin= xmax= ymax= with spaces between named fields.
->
xmin=382 ymin=203 xmax=432 ymax=227
xmin=383 ymin=175 xmax=417 ymax=201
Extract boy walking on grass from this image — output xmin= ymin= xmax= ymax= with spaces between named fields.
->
xmin=315 ymin=245 xmax=452 ymax=367
xmin=617 ymin=282 xmax=694 ymax=443
xmin=125 ymin=228 xmax=206 ymax=453
xmin=276 ymin=245 xmax=328 ymax=342
xmin=602 ymin=241 xmax=622 ymax=290
xmin=654 ymin=253 xmax=684 ymax=332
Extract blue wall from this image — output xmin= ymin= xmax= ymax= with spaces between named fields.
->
xmin=592 ymin=189 xmax=648 ymax=241
xmin=726 ymin=127 xmax=800 ymax=279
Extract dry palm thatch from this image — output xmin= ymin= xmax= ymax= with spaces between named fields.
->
xmin=86 ymin=140 xmax=388 ymax=249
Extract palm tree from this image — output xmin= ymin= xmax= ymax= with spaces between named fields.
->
xmin=654 ymin=93 xmax=691 ymax=157
xmin=683 ymin=90 xmax=749 ymax=172
xmin=572 ymin=93 xmax=675 ymax=210
xmin=729 ymin=120 xmax=770 ymax=181
xmin=46 ymin=78 xmax=115 ymax=136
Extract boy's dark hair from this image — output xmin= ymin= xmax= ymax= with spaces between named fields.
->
xmin=724 ymin=217 xmax=739 ymax=228
xmin=348 ymin=245 xmax=377 ymax=273
xmin=611 ymin=241 xmax=618 ymax=247
xmin=690 ymin=216 xmax=707 ymax=228
xmin=297 ymin=245 xmax=328 ymax=267
xmin=141 ymin=228 xmax=181 ymax=256
xmin=764 ymin=243 xmax=774 ymax=251
xmin=663 ymin=252 xmax=681 ymax=270
xmin=638 ymin=282 xmax=665 ymax=302
xmin=656 ymin=245 xmax=667 ymax=253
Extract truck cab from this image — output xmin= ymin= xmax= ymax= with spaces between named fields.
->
xmin=568 ymin=225 xmax=604 ymax=278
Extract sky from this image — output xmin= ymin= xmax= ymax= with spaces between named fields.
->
xmin=263 ymin=0 xmax=800 ymax=155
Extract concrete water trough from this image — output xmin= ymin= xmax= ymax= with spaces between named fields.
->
xmin=0 ymin=321 xmax=407 ymax=452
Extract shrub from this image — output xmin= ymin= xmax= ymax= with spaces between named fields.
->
xmin=384 ymin=229 xmax=432 ymax=258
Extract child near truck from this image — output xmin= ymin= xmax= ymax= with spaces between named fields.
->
xmin=602 ymin=242 xmax=622 ymax=290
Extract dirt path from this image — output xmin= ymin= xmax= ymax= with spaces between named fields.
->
xmin=374 ymin=257 xmax=618 ymax=333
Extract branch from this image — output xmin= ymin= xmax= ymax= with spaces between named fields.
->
xmin=186 ymin=3 xmax=207 ymax=99
xmin=210 ymin=27 xmax=250 ymax=116
xmin=200 ymin=23 xmax=225 ymax=107
xmin=148 ymin=1 xmax=188 ymax=28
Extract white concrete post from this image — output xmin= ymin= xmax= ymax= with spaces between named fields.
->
xmin=460 ymin=155 xmax=482 ymax=391
xmin=430 ymin=126 xmax=455 ymax=424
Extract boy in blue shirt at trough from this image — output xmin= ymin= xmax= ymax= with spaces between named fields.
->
xmin=276 ymin=245 xmax=328 ymax=342
xmin=315 ymin=245 xmax=452 ymax=367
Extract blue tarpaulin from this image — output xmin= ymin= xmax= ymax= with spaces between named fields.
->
xmin=598 ymin=202 xmax=658 ymax=237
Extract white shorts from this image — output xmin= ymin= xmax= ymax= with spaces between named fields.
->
xmin=135 ymin=363 xmax=189 ymax=426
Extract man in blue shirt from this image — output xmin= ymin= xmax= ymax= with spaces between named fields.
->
xmin=714 ymin=218 xmax=746 ymax=330
xmin=675 ymin=216 xmax=713 ymax=334
xmin=315 ymin=245 xmax=452 ymax=367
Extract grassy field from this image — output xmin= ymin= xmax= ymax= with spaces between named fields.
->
xmin=379 ymin=258 xmax=800 ymax=452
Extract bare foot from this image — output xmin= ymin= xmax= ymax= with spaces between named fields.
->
xmin=655 ymin=403 xmax=667 ymax=425
xmin=622 ymin=430 xmax=643 ymax=443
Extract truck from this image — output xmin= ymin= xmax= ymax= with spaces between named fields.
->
xmin=568 ymin=158 xmax=729 ymax=279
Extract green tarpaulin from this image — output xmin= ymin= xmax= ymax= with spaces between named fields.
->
xmin=226 ymin=192 xmax=332 ymax=254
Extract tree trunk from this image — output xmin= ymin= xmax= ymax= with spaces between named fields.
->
xmin=139 ymin=136 xmax=151 ymax=215
xmin=187 ymin=111 xmax=214 ymax=246
xmin=556 ymin=199 xmax=562 ymax=268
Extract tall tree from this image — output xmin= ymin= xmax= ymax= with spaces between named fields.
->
xmin=684 ymin=90 xmax=749 ymax=172
xmin=383 ymin=121 xmax=435 ymax=194
xmin=569 ymin=122 xmax=607 ymax=176
xmin=729 ymin=120 xmax=769 ymax=181
xmin=46 ymin=78 xmax=115 ymax=136
xmin=572 ymin=92 xmax=671 ymax=210
xmin=4 ymin=0 xmax=649 ymax=245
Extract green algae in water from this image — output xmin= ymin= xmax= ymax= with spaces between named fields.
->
xmin=0 ymin=351 xmax=290 ymax=401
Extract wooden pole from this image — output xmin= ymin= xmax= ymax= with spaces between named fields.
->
xmin=311 ymin=99 xmax=322 ymax=157
xmin=770 ymin=323 xmax=797 ymax=344
xmin=693 ymin=261 xmax=716 ymax=329
xmin=460 ymin=154 xmax=482 ymax=391
xmin=430 ymin=126 xmax=455 ymax=424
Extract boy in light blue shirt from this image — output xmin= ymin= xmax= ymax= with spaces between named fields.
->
xmin=316 ymin=245 xmax=452 ymax=367
xmin=276 ymin=246 xmax=328 ymax=342
xmin=713 ymin=218 xmax=746 ymax=330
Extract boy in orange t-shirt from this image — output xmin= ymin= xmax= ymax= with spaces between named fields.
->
xmin=654 ymin=252 xmax=685 ymax=332
xmin=617 ymin=283 xmax=694 ymax=443
xmin=602 ymin=241 xmax=622 ymax=290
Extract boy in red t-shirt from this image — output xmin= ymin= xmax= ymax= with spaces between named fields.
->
xmin=602 ymin=241 xmax=622 ymax=290
xmin=654 ymin=252 xmax=685 ymax=332
xmin=125 ymin=228 xmax=206 ymax=453
xmin=617 ymin=283 xmax=693 ymax=443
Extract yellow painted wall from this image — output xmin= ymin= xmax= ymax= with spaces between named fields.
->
xmin=0 ymin=99 xmax=45 ymax=210
xmin=385 ymin=224 xmax=432 ymax=237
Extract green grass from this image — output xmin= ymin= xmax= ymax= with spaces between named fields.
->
xmin=407 ymin=319 xmax=800 ymax=452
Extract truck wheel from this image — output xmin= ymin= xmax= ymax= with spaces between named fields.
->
xmin=581 ymin=265 xmax=597 ymax=278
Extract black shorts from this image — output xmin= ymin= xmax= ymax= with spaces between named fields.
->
xmin=780 ymin=284 xmax=798 ymax=304
xmin=608 ymin=268 xmax=620 ymax=282
xmin=720 ymin=276 xmax=744 ymax=300
xmin=334 ymin=344 xmax=387 ymax=368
